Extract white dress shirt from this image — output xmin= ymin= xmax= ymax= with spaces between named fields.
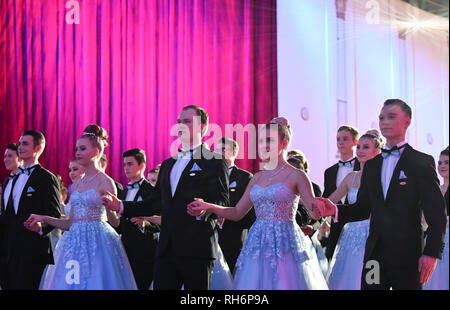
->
xmin=336 ymin=158 xmax=355 ymax=189
xmin=124 ymin=178 xmax=145 ymax=202
xmin=381 ymin=141 xmax=407 ymax=199
xmin=10 ymin=162 xmax=39 ymax=214
xmin=336 ymin=158 xmax=356 ymax=204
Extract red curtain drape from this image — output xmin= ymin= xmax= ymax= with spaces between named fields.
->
xmin=0 ymin=0 xmax=277 ymax=186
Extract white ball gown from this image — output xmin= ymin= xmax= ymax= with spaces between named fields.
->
xmin=232 ymin=183 xmax=328 ymax=290
xmin=325 ymin=184 xmax=370 ymax=290
xmin=210 ymin=244 xmax=234 ymax=290
xmin=423 ymin=217 xmax=449 ymax=290
xmin=40 ymin=189 xmax=137 ymax=290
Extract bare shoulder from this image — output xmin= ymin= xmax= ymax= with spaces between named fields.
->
xmin=97 ymin=172 xmax=117 ymax=195
xmin=251 ymin=171 xmax=265 ymax=182
xmin=285 ymin=164 xmax=307 ymax=180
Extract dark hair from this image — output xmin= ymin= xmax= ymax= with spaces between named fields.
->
xmin=337 ymin=125 xmax=359 ymax=141
xmin=6 ymin=143 xmax=19 ymax=156
xmin=383 ymin=99 xmax=412 ymax=119
xmin=122 ymin=148 xmax=146 ymax=165
xmin=81 ymin=124 xmax=108 ymax=158
xmin=288 ymin=151 xmax=309 ymax=173
xmin=22 ymin=130 xmax=46 ymax=147
xmin=219 ymin=137 xmax=239 ymax=152
xmin=287 ymin=157 xmax=305 ymax=172
xmin=359 ymin=129 xmax=384 ymax=149
xmin=149 ymin=168 xmax=160 ymax=174
xmin=441 ymin=146 xmax=449 ymax=157
xmin=70 ymin=156 xmax=78 ymax=163
xmin=182 ymin=105 xmax=209 ymax=136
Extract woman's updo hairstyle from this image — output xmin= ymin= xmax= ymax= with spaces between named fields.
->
xmin=360 ymin=128 xmax=384 ymax=150
xmin=264 ymin=117 xmax=292 ymax=145
xmin=81 ymin=124 xmax=108 ymax=158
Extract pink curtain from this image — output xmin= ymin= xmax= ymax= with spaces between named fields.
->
xmin=0 ymin=0 xmax=277 ymax=186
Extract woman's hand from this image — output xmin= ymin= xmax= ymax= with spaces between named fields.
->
xmin=187 ymin=198 xmax=208 ymax=217
xmin=24 ymin=214 xmax=46 ymax=233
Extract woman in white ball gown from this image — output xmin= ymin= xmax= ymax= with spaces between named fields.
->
xmin=188 ymin=117 xmax=328 ymax=290
xmin=325 ymin=129 xmax=382 ymax=290
xmin=26 ymin=125 xmax=137 ymax=290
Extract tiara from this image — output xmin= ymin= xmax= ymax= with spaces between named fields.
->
xmin=269 ymin=118 xmax=290 ymax=128
xmin=83 ymin=132 xmax=96 ymax=136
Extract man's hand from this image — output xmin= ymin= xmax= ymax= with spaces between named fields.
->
xmin=419 ymin=255 xmax=438 ymax=284
xmin=300 ymin=225 xmax=315 ymax=236
xmin=316 ymin=197 xmax=337 ymax=217
xmin=130 ymin=217 xmax=147 ymax=231
xmin=102 ymin=191 xmax=121 ymax=212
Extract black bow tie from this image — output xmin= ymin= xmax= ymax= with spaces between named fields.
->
xmin=338 ymin=158 xmax=355 ymax=168
xmin=8 ymin=173 xmax=18 ymax=180
xmin=127 ymin=180 xmax=142 ymax=190
xmin=381 ymin=144 xmax=406 ymax=159
xmin=18 ymin=165 xmax=38 ymax=176
xmin=178 ymin=148 xmax=193 ymax=157
xmin=178 ymin=144 xmax=203 ymax=157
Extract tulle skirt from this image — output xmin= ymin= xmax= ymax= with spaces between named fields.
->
xmin=40 ymin=221 xmax=137 ymax=290
xmin=233 ymin=219 xmax=328 ymax=290
xmin=326 ymin=219 xmax=370 ymax=290
xmin=210 ymin=245 xmax=234 ymax=290
xmin=424 ymin=225 xmax=449 ymax=290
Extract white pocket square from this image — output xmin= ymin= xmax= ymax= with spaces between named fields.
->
xmin=190 ymin=163 xmax=202 ymax=172
xmin=399 ymin=170 xmax=407 ymax=180
xmin=229 ymin=181 xmax=237 ymax=188
xmin=27 ymin=187 xmax=35 ymax=193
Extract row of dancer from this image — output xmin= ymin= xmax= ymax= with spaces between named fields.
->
xmin=1 ymin=100 xmax=448 ymax=290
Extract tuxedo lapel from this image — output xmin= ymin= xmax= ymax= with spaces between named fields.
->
xmin=229 ymin=166 xmax=237 ymax=182
xmin=163 ymin=157 xmax=177 ymax=200
xmin=1 ymin=177 xmax=8 ymax=213
xmin=17 ymin=165 xmax=42 ymax=216
xmin=385 ymin=144 xmax=411 ymax=203
xmin=372 ymin=155 xmax=384 ymax=203
xmin=172 ymin=159 xmax=197 ymax=199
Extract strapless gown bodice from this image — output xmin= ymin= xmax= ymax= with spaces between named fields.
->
xmin=40 ymin=189 xmax=137 ymax=290
xmin=232 ymin=183 xmax=328 ymax=290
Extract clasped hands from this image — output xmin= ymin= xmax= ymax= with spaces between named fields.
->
xmin=309 ymin=197 xmax=336 ymax=219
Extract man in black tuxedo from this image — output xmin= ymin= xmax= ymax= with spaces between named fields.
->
xmin=0 ymin=130 xmax=61 ymax=290
xmin=103 ymin=105 xmax=229 ymax=290
xmin=322 ymin=125 xmax=360 ymax=260
xmin=318 ymin=99 xmax=447 ymax=290
xmin=111 ymin=148 xmax=159 ymax=290
xmin=215 ymin=137 xmax=255 ymax=274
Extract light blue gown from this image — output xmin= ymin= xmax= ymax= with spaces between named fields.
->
xmin=232 ymin=183 xmax=328 ymax=290
xmin=210 ymin=244 xmax=234 ymax=290
xmin=326 ymin=175 xmax=370 ymax=290
xmin=424 ymin=219 xmax=449 ymax=290
xmin=40 ymin=189 xmax=137 ymax=290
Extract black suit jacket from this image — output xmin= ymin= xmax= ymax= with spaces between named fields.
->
xmin=0 ymin=165 xmax=61 ymax=266
xmin=122 ymin=145 xmax=230 ymax=260
xmin=322 ymin=158 xmax=360 ymax=259
xmin=337 ymin=145 xmax=447 ymax=267
xmin=117 ymin=179 xmax=159 ymax=263
xmin=218 ymin=167 xmax=255 ymax=270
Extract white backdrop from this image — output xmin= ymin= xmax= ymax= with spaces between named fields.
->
xmin=277 ymin=0 xmax=449 ymax=188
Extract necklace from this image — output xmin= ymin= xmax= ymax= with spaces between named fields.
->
xmin=266 ymin=162 xmax=288 ymax=182
xmin=81 ymin=171 xmax=100 ymax=184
